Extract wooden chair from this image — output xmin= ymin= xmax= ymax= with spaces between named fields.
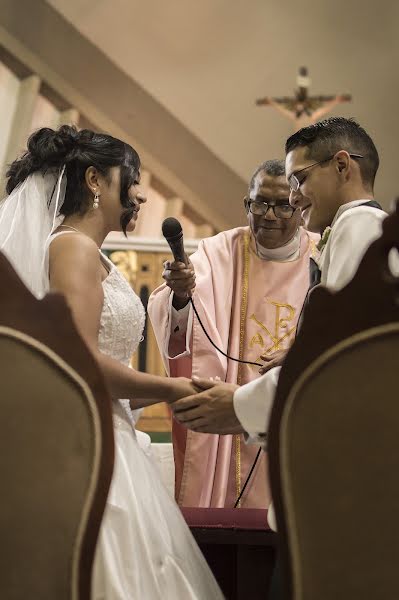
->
xmin=268 ymin=202 xmax=399 ymax=600
xmin=0 ymin=252 xmax=114 ymax=599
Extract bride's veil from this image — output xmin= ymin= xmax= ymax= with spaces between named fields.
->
xmin=0 ymin=166 xmax=66 ymax=298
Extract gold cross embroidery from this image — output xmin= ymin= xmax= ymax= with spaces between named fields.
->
xmin=249 ymin=300 xmax=296 ymax=358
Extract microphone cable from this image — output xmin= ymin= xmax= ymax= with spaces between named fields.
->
xmin=189 ymin=298 xmax=262 ymax=368
xmin=234 ymin=447 xmax=262 ymax=508
xmin=188 ymin=296 xmax=264 ymax=507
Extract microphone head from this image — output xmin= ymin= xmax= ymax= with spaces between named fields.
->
xmin=162 ymin=217 xmax=182 ymax=240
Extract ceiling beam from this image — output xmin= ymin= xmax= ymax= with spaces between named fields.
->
xmin=0 ymin=0 xmax=247 ymax=230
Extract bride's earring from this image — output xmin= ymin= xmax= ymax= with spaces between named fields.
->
xmin=93 ymin=191 xmax=100 ymax=210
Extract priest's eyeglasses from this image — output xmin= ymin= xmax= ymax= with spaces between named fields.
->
xmin=248 ymin=200 xmax=296 ymax=219
xmin=288 ymin=153 xmax=364 ymax=192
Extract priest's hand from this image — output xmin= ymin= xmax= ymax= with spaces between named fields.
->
xmin=162 ymin=258 xmax=196 ymax=310
xmin=171 ymin=377 xmax=244 ymax=434
xmin=258 ymin=349 xmax=288 ymax=375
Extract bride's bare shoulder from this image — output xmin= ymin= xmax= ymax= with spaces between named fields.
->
xmin=50 ymin=231 xmax=97 ymax=253
xmin=49 ymin=232 xmax=101 ymax=274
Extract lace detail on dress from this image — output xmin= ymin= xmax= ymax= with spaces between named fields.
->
xmin=47 ymin=233 xmax=145 ymax=428
xmin=98 ymin=253 xmax=146 ymax=426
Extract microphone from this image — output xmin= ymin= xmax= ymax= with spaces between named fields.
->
xmin=162 ymin=217 xmax=187 ymax=264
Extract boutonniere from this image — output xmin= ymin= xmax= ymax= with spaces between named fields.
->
xmin=316 ymin=226 xmax=332 ymax=252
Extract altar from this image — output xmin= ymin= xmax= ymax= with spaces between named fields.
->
xmin=182 ymin=508 xmax=277 ymax=600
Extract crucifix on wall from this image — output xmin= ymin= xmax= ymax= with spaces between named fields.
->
xmin=256 ymin=67 xmax=352 ymax=131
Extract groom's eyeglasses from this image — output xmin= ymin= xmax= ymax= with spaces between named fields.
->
xmin=288 ymin=153 xmax=364 ymax=192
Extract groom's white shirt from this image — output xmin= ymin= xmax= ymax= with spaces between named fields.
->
xmin=232 ymin=200 xmax=388 ymax=528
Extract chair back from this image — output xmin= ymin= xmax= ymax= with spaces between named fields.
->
xmin=268 ymin=202 xmax=399 ymax=599
xmin=0 ymin=252 xmax=114 ymax=599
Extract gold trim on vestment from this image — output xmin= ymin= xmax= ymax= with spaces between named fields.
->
xmin=309 ymin=236 xmax=319 ymax=259
xmin=235 ymin=232 xmax=250 ymax=506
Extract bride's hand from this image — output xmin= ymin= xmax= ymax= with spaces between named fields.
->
xmin=165 ymin=377 xmax=198 ymax=403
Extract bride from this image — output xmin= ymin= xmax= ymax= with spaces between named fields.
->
xmin=0 ymin=125 xmax=223 ymax=599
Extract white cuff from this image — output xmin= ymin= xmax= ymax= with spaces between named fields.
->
xmin=165 ymin=294 xmax=193 ymax=360
xmin=233 ymin=367 xmax=281 ymax=443
xmin=267 ymin=502 xmax=277 ymax=531
xmin=171 ymin=302 xmax=191 ymax=332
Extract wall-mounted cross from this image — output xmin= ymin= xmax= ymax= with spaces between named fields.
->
xmin=256 ymin=67 xmax=352 ymax=131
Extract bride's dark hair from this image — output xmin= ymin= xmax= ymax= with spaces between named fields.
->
xmin=6 ymin=125 xmax=141 ymax=235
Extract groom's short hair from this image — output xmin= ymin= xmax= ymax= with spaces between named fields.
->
xmin=285 ymin=117 xmax=379 ymax=191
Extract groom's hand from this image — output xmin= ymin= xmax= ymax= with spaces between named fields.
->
xmin=171 ymin=377 xmax=243 ymax=434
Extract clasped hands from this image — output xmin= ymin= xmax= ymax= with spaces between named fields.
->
xmin=169 ymin=377 xmax=244 ymax=435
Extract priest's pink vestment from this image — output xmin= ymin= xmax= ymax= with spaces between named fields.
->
xmin=148 ymin=226 xmax=318 ymax=508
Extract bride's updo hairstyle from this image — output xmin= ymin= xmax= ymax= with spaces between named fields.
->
xmin=6 ymin=125 xmax=141 ymax=234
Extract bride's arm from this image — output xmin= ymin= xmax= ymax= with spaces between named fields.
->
xmin=49 ymin=234 xmax=195 ymax=406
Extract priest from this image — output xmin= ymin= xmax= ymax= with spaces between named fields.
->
xmin=148 ymin=159 xmax=318 ymax=509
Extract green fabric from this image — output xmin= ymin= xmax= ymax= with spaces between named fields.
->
xmin=149 ymin=431 xmax=172 ymax=443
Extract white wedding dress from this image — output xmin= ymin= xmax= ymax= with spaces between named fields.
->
xmin=89 ymin=251 xmax=223 ymax=599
